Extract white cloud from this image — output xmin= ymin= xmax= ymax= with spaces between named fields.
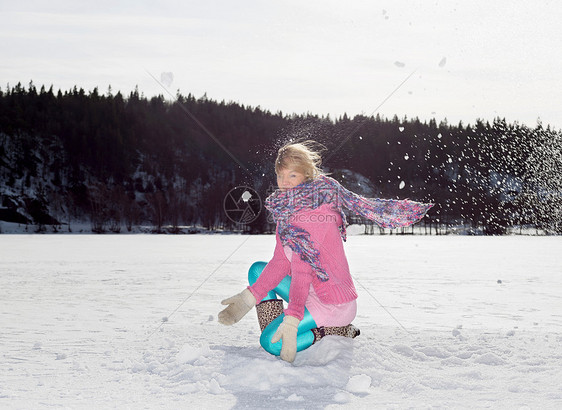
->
xmin=2 ymin=1 xmax=562 ymax=128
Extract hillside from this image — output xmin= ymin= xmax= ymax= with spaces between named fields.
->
xmin=1 ymin=82 xmax=561 ymax=234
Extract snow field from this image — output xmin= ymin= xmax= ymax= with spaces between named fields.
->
xmin=1 ymin=235 xmax=561 ymax=409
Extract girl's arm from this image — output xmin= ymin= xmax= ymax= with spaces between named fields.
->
xmin=247 ymin=232 xmax=290 ymax=302
xmin=282 ymin=205 xmax=335 ymax=320
xmin=283 ymin=251 xmax=314 ymax=320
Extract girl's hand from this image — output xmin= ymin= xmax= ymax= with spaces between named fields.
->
xmin=271 ymin=315 xmax=300 ymax=362
xmin=218 ymin=289 xmax=256 ymax=325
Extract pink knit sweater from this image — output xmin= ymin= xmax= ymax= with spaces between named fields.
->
xmin=248 ymin=204 xmax=358 ymax=320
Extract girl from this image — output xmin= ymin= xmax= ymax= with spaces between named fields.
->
xmin=218 ymin=141 xmax=432 ymax=363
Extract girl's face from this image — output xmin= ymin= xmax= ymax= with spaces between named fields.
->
xmin=277 ymin=168 xmax=306 ymax=191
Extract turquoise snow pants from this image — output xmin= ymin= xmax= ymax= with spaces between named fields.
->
xmin=248 ymin=261 xmax=317 ymax=357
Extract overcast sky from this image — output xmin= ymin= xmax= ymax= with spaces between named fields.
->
xmin=2 ymin=0 xmax=562 ymax=129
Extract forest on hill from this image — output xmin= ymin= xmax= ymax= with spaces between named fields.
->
xmin=1 ymin=82 xmax=561 ymax=234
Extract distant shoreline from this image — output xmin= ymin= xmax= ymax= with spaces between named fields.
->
xmin=0 ymin=221 xmax=551 ymax=236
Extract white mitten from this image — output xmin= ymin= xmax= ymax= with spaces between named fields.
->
xmin=218 ymin=289 xmax=256 ymax=325
xmin=271 ymin=315 xmax=300 ymax=363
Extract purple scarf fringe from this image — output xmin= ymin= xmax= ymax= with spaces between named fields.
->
xmin=265 ymin=175 xmax=433 ymax=281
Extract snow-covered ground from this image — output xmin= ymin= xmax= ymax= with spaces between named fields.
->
xmin=1 ymin=234 xmax=561 ymax=409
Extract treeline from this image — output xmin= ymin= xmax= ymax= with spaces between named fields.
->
xmin=0 ymin=81 xmax=561 ymax=234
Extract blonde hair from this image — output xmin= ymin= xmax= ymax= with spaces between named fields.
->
xmin=275 ymin=141 xmax=324 ymax=180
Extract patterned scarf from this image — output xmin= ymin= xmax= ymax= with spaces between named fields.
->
xmin=265 ymin=175 xmax=433 ymax=281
